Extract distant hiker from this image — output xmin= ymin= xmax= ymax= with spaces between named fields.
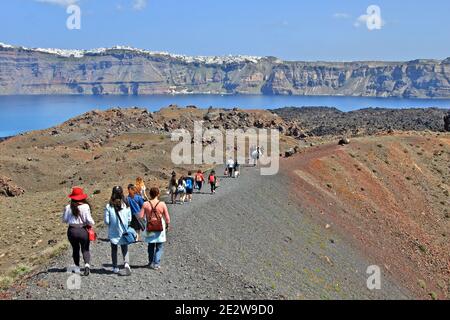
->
xmin=127 ymin=184 xmax=146 ymax=240
xmin=168 ymin=173 xmax=178 ymax=204
xmin=227 ymin=158 xmax=235 ymax=178
xmin=104 ymin=186 xmax=133 ymax=275
xmin=63 ymin=187 xmax=95 ymax=276
xmin=135 ymin=177 xmax=148 ymax=201
xmin=234 ymin=159 xmax=240 ymax=178
xmin=138 ymin=187 xmax=171 ymax=270
xmin=194 ymin=170 xmax=205 ymax=192
xmin=251 ymin=146 xmax=262 ymax=166
xmin=185 ymin=171 xmax=195 ymax=202
xmin=208 ymin=170 xmax=218 ymax=194
xmin=176 ymin=175 xmax=187 ymax=204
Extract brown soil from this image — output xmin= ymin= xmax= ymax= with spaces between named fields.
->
xmin=282 ymin=132 xmax=450 ymax=300
xmin=0 ymin=106 xmax=297 ymax=286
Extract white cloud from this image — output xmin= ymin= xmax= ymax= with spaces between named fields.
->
xmin=35 ymin=0 xmax=79 ymax=6
xmin=354 ymin=5 xmax=386 ymax=30
xmin=132 ymin=0 xmax=147 ymax=11
xmin=333 ymin=13 xmax=351 ymax=19
xmin=354 ymin=14 xmax=386 ymax=30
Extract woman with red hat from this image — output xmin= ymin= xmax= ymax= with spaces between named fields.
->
xmin=62 ymin=187 xmax=95 ymax=276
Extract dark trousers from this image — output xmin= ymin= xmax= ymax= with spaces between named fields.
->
xmin=111 ymin=244 xmax=129 ymax=268
xmin=67 ymin=226 xmax=90 ymax=266
xmin=210 ymin=183 xmax=216 ymax=193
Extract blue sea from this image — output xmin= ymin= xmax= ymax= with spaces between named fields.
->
xmin=0 ymin=94 xmax=449 ymax=137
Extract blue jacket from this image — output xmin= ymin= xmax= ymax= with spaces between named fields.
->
xmin=104 ymin=203 xmax=132 ymax=245
xmin=127 ymin=194 xmax=145 ymax=215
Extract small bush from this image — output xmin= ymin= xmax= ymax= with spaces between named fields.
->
xmin=10 ymin=264 xmax=31 ymax=278
xmin=0 ymin=276 xmax=13 ymax=290
xmin=418 ymin=244 xmax=427 ymax=254
xmin=418 ymin=280 xmax=427 ymax=289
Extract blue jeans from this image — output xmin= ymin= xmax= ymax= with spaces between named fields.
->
xmin=148 ymin=243 xmax=164 ymax=266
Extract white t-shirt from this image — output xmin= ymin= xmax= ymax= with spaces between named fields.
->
xmin=62 ymin=204 xmax=95 ymax=227
xmin=140 ymin=186 xmax=146 ymax=198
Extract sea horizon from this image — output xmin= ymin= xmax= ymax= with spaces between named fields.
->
xmin=1 ymin=93 xmax=449 ymax=138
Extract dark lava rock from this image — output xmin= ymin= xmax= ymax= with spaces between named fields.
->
xmin=444 ymin=112 xmax=450 ymax=132
xmin=273 ymin=107 xmax=449 ymax=137
xmin=338 ymin=137 xmax=351 ymax=145
xmin=285 ymin=148 xmax=296 ymax=157
xmin=82 ymin=141 xmax=92 ymax=150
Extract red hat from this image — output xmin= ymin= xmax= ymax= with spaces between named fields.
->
xmin=68 ymin=187 xmax=88 ymax=201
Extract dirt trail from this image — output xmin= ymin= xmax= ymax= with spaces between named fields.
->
xmin=8 ymin=164 xmax=409 ymax=300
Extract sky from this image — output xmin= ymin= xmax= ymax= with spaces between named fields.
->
xmin=0 ymin=0 xmax=449 ymax=61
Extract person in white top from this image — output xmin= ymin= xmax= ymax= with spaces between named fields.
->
xmin=226 ymin=158 xmax=235 ymax=178
xmin=62 ymin=187 xmax=95 ymax=276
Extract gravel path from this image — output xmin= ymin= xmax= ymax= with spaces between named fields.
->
xmin=12 ymin=164 xmax=411 ymax=300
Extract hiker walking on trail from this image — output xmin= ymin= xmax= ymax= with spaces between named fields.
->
xmin=251 ymin=146 xmax=262 ymax=167
xmin=208 ymin=170 xmax=218 ymax=194
xmin=194 ymin=170 xmax=205 ymax=192
xmin=185 ymin=171 xmax=195 ymax=202
xmin=226 ymin=158 xmax=235 ymax=178
xmin=63 ymin=187 xmax=95 ymax=276
xmin=127 ymin=184 xmax=146 ymax=240
xmin=135 ymin=177 xmax=149 ymax=201
xmin=234 ymin=159 xmax=240 ymax=178
xmin=104 ymin=186 xmax=133 ymax=275
xmin=168 ymin=172 xmax=178 ymax=204
xmin=176 ymin=175 xmax=187 ymax=204
xmin=138 ymin=187 xmax=171 ymax=270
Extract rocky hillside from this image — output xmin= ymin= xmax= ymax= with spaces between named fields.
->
xmin=273 ymin=107 xmax=450 ymax=137
xmin=47 ymin=105 xmax=298 ymax=145
xmin=1 ymin=44 xmax=450 ymax=98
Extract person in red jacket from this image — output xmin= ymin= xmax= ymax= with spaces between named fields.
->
xmin=208 ymin=170 xmax=218 ymax=194
xmin=194 ymin=170 xmax=205 ymax=192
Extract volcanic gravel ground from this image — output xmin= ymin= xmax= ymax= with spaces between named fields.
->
xmin=11 ymin=165 xmax=410 ymax=300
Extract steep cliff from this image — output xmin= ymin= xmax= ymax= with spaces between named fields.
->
xmin=0 ymin=43 xmax=449 ymax=98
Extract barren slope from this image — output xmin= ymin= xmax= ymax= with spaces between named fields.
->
xmin=282 ymin=133 xmax=450 ymax=299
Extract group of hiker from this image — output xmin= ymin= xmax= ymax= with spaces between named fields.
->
xmin=62 ymin=177 xmax=170 ymax=276
xmin=168 ymin=158 xmax=240 ymax=203
xmin=61 ymin=160 xmax=242 ymax=276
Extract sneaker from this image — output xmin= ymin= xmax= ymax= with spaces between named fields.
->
xmin=148 ymin=262 xmax=155 ymax=269
xmin=84 ymin=264 xmax=90 ymax=276
xmin=124 ymin=263 xmax=132 ymax=276
xmin=153 ymin=265 xmax=161 ymax=270
xmin=113 ymin=267 xmax=120 ymax=274
xmin=66 ymin=265 xmax=80 ymax=274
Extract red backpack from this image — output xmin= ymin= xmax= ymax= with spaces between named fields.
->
xmin=209 ymin=175 xmax=215 ymax=184
xmin=146 ymin=201 xmax=163 ymax=232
